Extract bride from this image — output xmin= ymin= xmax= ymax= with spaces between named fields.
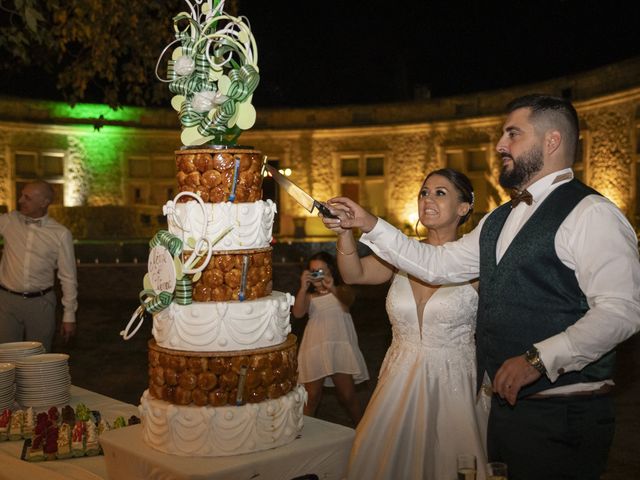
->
xmin=325 ymin=168 xmax=490 ymax=480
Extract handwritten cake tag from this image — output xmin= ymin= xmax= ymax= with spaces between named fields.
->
xmin=148 ymin=246 xmax=177 ymax=295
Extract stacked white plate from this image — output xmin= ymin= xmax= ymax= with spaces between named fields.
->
xmin=0 ymin=362 xmax=16 ymax=410
xmin=0 ymin=341 xmax=45 ymax=363
xmin=15 ymin=353 xmax=71 ymax=407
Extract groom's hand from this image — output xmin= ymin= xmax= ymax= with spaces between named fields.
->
xmin=493 ymin=355 xmax=542 ymax=405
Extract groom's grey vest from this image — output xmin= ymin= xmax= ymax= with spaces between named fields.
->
xmin=476 ymin=179 xmax=615 ymax=398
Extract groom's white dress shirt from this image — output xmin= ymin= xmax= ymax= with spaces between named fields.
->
xmin=360 ymin=168 xmax=640 ymax=394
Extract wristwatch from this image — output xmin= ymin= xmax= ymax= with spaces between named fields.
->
xmin=524 ymin=346 xmax=547 ymax=375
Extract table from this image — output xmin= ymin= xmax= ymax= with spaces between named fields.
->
xmin=100 ymin=414 xmax=355 ymax=480
xmin=0 ymin=385 xmax=139 ymax=480
xmin=0 ymin=386 xmax=355 ymax=480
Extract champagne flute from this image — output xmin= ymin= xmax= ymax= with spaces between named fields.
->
xmin=486 ymin=462 xmax=508 ymax=480
xmin=457 ymin=454 xmax=477 ymax=480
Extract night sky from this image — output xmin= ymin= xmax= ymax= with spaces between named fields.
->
xmin=1 ymin=1 xmax=638 ymax=109
xmin=241 ymin=0 xmax=640 ymax=108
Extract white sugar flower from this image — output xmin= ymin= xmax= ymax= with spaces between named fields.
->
xmin=174 ymin=55 xmax=196 ymax=76
xmin=191 ymin=90 xmax=229 ymax=112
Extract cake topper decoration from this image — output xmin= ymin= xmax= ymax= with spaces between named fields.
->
xmin=156 ymin=0 xmax=259 ymax=146
xmin=123 ymin=191 xmax=235 ymax=340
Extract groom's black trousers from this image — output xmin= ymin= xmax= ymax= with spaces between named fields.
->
xmin=487 ymin=394 xmax=614 ymax=480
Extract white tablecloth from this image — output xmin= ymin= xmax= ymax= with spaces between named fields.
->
xmin=0 ymin=385 xmax=355 ymax=480
xmin=0 ymin=385 xmax=139 ymax=480
xmin=100 ymin=415 xmax=355 ymax=480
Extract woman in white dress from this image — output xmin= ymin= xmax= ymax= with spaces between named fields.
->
xmin=293 ymin=251 xmax=369 ymax=425
xmin=326 ymin=168 xmax=490 ymax=479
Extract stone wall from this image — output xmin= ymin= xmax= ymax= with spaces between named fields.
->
xmin=583 ymin=103 xmax=636 ymax=213
xmin=0 ymin=57 xmax=639 ymax=238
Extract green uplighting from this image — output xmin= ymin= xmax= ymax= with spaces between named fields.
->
xmin=49 ymin=102 xmax=144 ymax=123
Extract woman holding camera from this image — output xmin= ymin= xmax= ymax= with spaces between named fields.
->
xmin=292 ymin=251 xmax=369 ymax=424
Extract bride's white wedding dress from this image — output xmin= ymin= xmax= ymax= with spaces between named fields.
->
xmin=348 ymin=272 xmax=490 ymax=480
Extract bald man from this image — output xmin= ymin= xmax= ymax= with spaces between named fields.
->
xmin=0 ymin=181 xmax=78 ymax=351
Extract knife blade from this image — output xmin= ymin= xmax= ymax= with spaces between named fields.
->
xmin=265 ymin=165 xmax=337 ymax=218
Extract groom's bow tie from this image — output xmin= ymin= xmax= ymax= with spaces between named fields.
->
xmin=510 ymin=189 xmax=533 ymax=208
xmin=24 ymin=217 xmax=42 ymax=226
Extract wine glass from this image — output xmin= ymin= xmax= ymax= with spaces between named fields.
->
xmin=457 ymin=454 xmax=477 ymax=480
xmin=486 ymin=462 xmax=508 ymax=480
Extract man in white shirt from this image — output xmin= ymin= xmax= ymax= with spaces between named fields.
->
xmin=322 ymin=94 xmax=640 ymax=480
xmin=0 ymin=181 xmax=78 ymax=352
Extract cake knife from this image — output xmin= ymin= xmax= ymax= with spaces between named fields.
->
xmin=265 ymin=165 xmax=338 ymax=218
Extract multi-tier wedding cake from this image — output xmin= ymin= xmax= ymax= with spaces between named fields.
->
xmin=122 ymin=0 xmax=306 ymax=457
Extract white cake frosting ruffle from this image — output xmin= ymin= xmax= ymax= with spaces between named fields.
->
xmin=152 ymin=291 xmax=294 ymax=352
xmin=139 ymin=385 xmax=306 ymax=457
xmin=165 ymin=200 xmax=276 ymax=251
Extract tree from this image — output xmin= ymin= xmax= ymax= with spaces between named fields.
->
xmin=0 ymin=0 xmax=186 ymax=107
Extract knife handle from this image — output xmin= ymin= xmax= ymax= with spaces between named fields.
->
xmin=314 ymin=201 xmax=339 ymax=219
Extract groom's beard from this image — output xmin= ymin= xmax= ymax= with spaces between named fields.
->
xmin=499 ymin=145 xmax=544 ymax=190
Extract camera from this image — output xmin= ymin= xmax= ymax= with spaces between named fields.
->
xmin=310 ymin=269 xmax=324 ymax=280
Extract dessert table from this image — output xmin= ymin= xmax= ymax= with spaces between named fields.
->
xmin=0 ymin=385 xmax=356 ymax=480
xmin=0 ymin=385 xmax=139 ymax=480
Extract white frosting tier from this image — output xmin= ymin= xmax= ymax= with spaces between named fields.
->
xmin=152 ymin=291 xmax=294 ymax=352
xmin=139 ymin=386 xmax=306 ymax=457
xmin=164 ymin=200 xmax=276 ymax=252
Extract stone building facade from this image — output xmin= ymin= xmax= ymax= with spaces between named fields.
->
xmin=0 ymin=57 xmax=639 ymax=240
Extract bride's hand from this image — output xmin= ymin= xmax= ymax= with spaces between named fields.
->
xmin=320 ymin=202 xmax=352 ymax=234
xmin=325 ymin=197 xmax=378 ymax=233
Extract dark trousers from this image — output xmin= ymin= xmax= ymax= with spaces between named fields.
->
xmin=488 ymin=394 xmax=615 ymax=480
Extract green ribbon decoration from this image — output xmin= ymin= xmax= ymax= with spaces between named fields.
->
xmin=175 ymin=277 xmax=193 ymax=305
xmin=139 ymin=290 xmax=174 ymax=315
xmin=143 ymin=229 xmax=193 ymax=311
xmin=194 ymin=64 xmax=258 ymax=137
xmin=161 ymin=3 xmax=260 ymax=146
xmin=149 ymin=230 xmax=183 ymax=257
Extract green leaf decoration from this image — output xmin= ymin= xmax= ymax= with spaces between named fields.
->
xmin=174 ymin=255 xmax=184 ymax=280
xmin=143 ymin=273 xmax=152 ymax=291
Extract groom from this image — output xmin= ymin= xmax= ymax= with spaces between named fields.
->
xmin=322 ymin=94 xmax=640 ymax=480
